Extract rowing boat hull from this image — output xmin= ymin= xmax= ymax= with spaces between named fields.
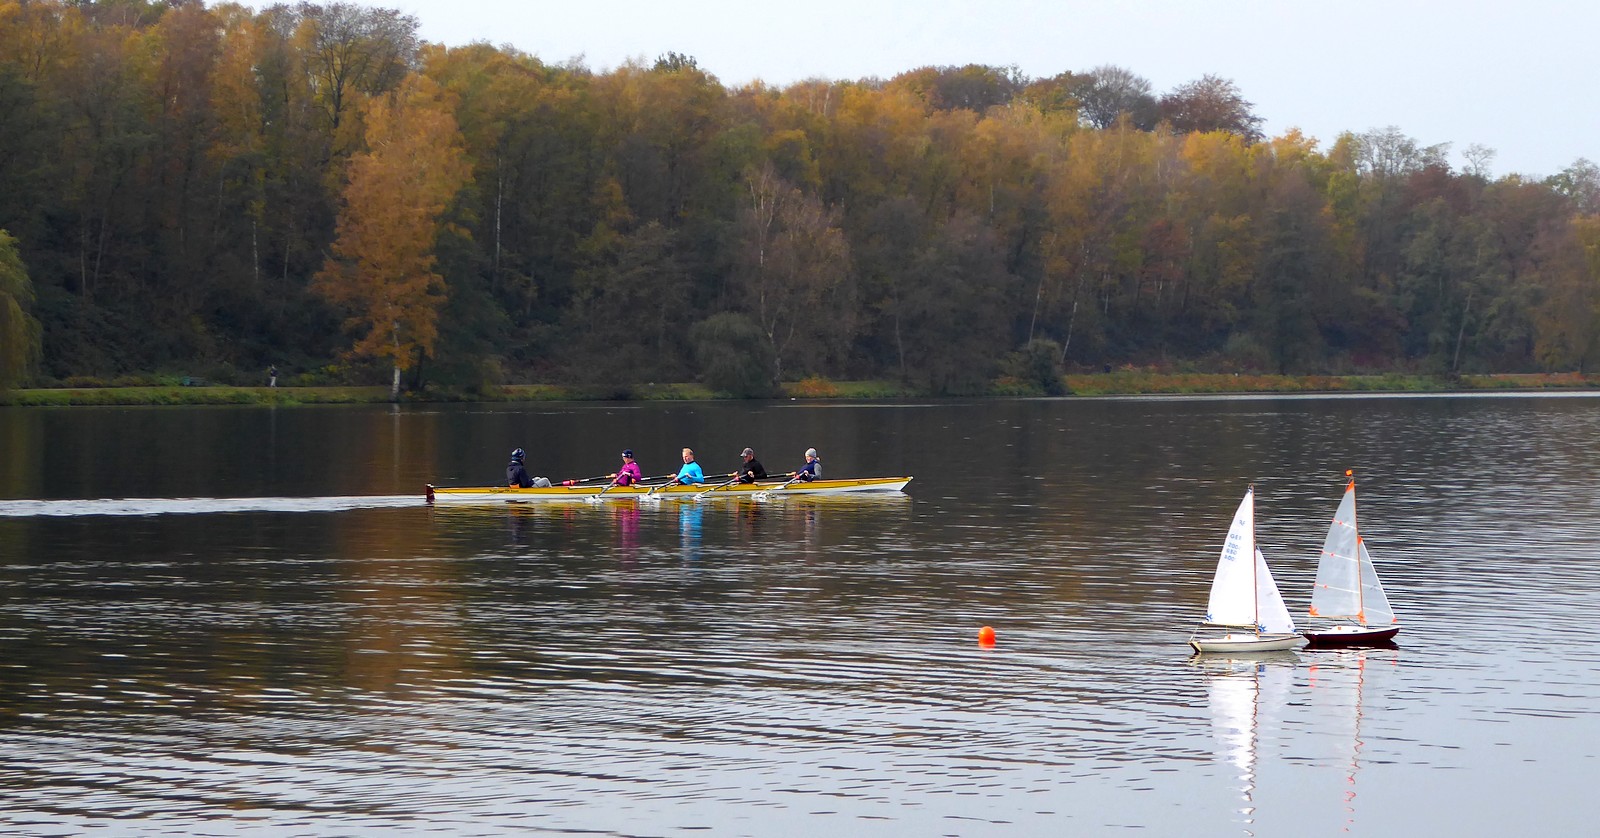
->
xmin=426 ymin=476 xmax=913 ymax=503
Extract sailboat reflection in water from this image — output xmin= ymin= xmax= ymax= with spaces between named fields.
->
xmin=1307 ymin=647 xmax=1396 ymax=833
xmin=1195 ymin=652 xmax=1298 ymax=836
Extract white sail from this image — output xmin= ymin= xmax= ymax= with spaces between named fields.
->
xmin=1254 ymin=548 xmax=1298 ymax=634
xmin=1310 ymin=479 xmax=1398 ymax=627
xmin=1357 ymin=541 xmax=1396 ymax=626
xmin=1204 ymin=489 xmax=1258 ymax=627
xmin=1310 ymin=482 xmax=1362 ymax=619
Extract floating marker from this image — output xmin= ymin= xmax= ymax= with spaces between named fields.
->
xmin=977 ymin=626 xmax=996 ymax=646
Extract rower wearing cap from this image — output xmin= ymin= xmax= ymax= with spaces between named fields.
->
xmin=609 ymin=449 xmax=643 ymax=486
xmin=736 ymin=447 xmax=767 ymax=484
xmin=790 ymin=448 xmax=821 ymax=482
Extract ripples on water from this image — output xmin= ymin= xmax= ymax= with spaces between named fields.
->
xmin=0 ymin=496 xmax=420 ymax=518
xmin=3 ymin=396 xmax=1600 ymax=835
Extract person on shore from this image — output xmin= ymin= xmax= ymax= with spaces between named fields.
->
xmin=609 ymin=449 xmax=643 ymax=486
xmin=673 ymin=447 xmax=705 ymax=485
xmin=736 ymin=447 xmax=767 ymax=484
xmin=790 ymin=448 xmax=821 ymax=482
xmin=507 ymin=448 xmax=552 ymax=488
xmin=268 ymin=365 xmax=278 ymax=387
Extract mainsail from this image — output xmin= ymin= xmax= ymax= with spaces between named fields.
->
xmin=1204 ymin=488 xmax=1258 ymax=626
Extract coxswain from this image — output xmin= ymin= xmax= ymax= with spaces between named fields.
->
xmin=506 ymin=448 xmax=552 ymax=488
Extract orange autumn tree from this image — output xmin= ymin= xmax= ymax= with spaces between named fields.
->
xmin=315 ymin=73 xmax=470 ymax=399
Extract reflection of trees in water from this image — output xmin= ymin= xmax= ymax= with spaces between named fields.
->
xmin=335 ymin=491 xmax=460 ymax=697
xmin=500 ymin=503 xmax=580 ymax=545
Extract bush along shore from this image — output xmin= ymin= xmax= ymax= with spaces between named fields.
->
xmin=4 ymin=372 xmax=1599 ymax=407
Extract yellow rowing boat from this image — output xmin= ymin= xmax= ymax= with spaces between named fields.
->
xmin=425 ymin=476 xmax=912 ymax=504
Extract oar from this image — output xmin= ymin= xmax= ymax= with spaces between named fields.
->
xmin=753 ymin=472 xmax=805 ymax=502
xmin=559 ymin=473 xmax=615 ymax=487
xmin=585 ymin=481 xmax=621 ymax=504
xmin=693 ymin=472 xmax=742 ymax=502
xmin=583 ymin=472 xmax=675 ymax=501
xmin=641 ymin=474 xmax=685 ymax=501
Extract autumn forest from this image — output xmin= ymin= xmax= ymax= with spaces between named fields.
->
xmin=2 ymin=0 xmax=1599 ymax=397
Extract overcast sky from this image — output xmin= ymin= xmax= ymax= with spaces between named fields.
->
xmin=347 ymin=0 xmax=1596 ymax=178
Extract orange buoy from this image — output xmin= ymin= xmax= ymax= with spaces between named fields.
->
xmin=977 ymin=625 xmax=996 ymax=646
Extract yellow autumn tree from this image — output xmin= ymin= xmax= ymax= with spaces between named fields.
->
xmin=315 ymin=73 xmax=470 ymax=400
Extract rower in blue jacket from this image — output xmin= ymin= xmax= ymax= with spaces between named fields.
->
xmin=673 ymin=448 xmax=705 ymax=484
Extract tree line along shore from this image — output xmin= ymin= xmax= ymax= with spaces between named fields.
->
xmin=2 ymin=2 xmax=1598 ymax=404
xmin=4 ymin=372 xmax=1597 ymax=407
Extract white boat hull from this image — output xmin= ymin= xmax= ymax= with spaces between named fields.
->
xmin=1190 ymin=633 xmax=1306 ymax=653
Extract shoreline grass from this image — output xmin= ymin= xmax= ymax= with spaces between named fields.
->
xmin=3 ymin=373 xmax=1597 ymax=407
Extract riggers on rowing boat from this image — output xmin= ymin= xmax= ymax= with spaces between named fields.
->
xmin=425 ymin=476 xmax=913 ymax=504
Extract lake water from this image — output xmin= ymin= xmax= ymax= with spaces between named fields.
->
xmin=2 ymin=395 xmax=1598 ymax=836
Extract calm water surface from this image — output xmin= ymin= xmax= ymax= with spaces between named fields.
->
xmin=2 ymin=396 xmax=1599 ymax=836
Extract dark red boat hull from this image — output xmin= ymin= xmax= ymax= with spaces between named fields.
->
xmin=1302 ymin=626 xmax=1400 ymax=647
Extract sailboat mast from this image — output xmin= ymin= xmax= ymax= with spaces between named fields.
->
xmin=1348 ymin=471 xmax=1364 ymax=623
xmin=1249 ymin=484 xmax=1260 ymax=636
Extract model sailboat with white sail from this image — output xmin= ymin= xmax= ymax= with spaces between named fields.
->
xmin=1190 ymin=486 xmax=1305 ymax=653
xmin=1303 ymin=471 xmax=1400 ymax=646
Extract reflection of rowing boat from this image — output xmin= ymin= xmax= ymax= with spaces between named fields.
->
xmin=425 ymin=477 xmax=912 ymax=504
